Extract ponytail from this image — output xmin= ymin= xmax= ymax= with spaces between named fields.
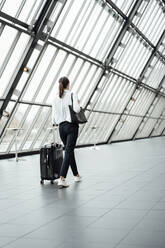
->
xmin=59 ymin=82 xmax=64 ymax=98
xmin=59 ymin=77 xmax=69 ymax=98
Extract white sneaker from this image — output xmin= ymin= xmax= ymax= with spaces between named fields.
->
xmin=58 ymin=178 xmax=69 ymax=188
xmin=74 ymin=176 xmax=82 ymax=182
xmin=54 ymin=178 xmax=59 ymax=184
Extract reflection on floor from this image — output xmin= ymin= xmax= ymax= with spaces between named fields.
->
xmin=0 ymin=137 xmax=165 ymax=248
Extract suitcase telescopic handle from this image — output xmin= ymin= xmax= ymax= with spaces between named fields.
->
xmin=52 ymin=126 xmax=60 ymax=145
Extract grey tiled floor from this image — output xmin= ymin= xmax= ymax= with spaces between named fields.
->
xmin=0 ymin=137 xmax=165 ymax=248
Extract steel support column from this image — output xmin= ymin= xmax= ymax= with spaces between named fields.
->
xmin=105 ymin=0 xmax=143 ymax=66
xmin=149 ymin=76 xmax=165 ymax=137
xmin=149 ymin=106 xmax=165 ymax=137
xmin=78 ymin=0 xmax=143 ymax=141
xmin=133 ymin=76 xmax=165 ymax=139
xmin=106 ymin=10 xmax=165 ymax=143
xmin=137 ymin=30 xmax=165 ymax=83
xmin=0 ymin=0 xmax=56 ymax=119
xmin=0 ymin=0 xmax=58 ymax=138
xmin=103 ymin=0 xmax=144 ymax=143
xmin=160 ymin=123 xmax=165 ymax=136
xmin=131 ymin=31 xmax=165 ymax=139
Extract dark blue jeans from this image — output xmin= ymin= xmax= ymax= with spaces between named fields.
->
xmin=59 ymin=122 xmax=79 ymax=178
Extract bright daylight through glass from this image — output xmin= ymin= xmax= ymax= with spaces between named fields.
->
xmin=0 ymin=0 xmax=165 ymax=156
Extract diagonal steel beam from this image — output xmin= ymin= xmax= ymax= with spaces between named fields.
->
xmin=103 ymin=0 xmax=145 ymax=143
xmin=131 ymin=32 xmax=165 ymax=139
xmin=0 ymin=1 xmax=57 ymax=119
xmin=160 ymin=121 xmax=165 ymax=136
xmin=149 ymin=105 xmax=165 ymax=137
xmin=137 ymin=30 xmax=165 ymax=83
xmin=106 ymin=4 xmax=165 ymax=143
xmin=105 ymin=0 xmax=144 ymax=66
xmin=0 ymin=11 xmax=28 ymax=29
xmin=80 ymin=0 xmax=143 ymax=137
xmin=149 ymin=76 xmax=165 ymax=137
xmin=133 ymin=75 xmax=165 ymax=139
xmin=0 ymin=0 xmax=58 ymax=139
xmin=105 ymin=0 xmax=165 ymax=62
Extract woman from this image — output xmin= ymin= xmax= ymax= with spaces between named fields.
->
xmin=52 ymin=77 xmax=81 ymax=188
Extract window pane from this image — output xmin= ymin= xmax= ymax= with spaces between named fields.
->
xmin=158 ymin=36 xmax=165 ymax=56
xmin=0 ymin=0 xmax=47 ymax=25
xmin=50 ymin=0 xmax=124 ymax=60
xmin=22 ymin=45 xmax=58 ymax=102
xmin=93 ymin=73 xmax=135 ymax=113
xmin=6 ymin=104 xmax=39 ymax=152
xmin=21 ymin=43 xmax=103 ymax=107
xmin=133 ymin=0 xmax=165 ymax=45
xmin=128 ymin=89 xmax=155 ymax=116
xmin=110 ymin=116 xmax=142 ymax=141
xmin=108 ymin=0 xmax=136 ymax=15
xmin=0 ymin=26 xmax=19 ymax=97
xmin=112 ymin=30 xmax=152 ymax=78
xmin=150 ymin=97 xmax=165 ymax=118
xmin=151 ymin=119 xmax=165 ymax=137
xmin=20 ymin=106 xmax=51 ymax=150
xmin=136 ymin=118 xmax=157 ymax=139
xmin=142 ymin=56 xmax=165 ymax=89
xmin=0 ymin=26 xmax=31 ymax=98
xmin=78 ymin=111 xmax=119 ymax=145
xmin=0 ymin=102 xmax=28 ymax=153
xmin=0 ymin=101 xmax=15 ymax=139
xmin=1 ymin=0 xmax=25 ymax=17
xmin=33 ymin=113 xmax=52 ymax=149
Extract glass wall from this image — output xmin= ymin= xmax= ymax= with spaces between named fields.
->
xmin=0 ymin=0 xmax=165 ymax=155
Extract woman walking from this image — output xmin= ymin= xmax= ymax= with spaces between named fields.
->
xmin=52 ymin=77 xmax=81 ymax=188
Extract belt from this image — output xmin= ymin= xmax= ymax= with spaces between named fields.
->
xmin=59 ymin=121 xmax=69 ymax=125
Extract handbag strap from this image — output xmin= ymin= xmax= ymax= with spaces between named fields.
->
xmin=71 ymin=93 xmax=73 ymax=108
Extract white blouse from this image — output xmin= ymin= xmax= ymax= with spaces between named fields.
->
xmin=52 ymin=90 xmax=80 ymax=125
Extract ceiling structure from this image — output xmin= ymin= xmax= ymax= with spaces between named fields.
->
xmin=0 ymin=0 xmax=165 ymax=157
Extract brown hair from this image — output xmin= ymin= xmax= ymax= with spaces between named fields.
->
xmin=59 ymin=77 xmax=69 ymax=98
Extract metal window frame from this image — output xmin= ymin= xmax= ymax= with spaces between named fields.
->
xmin=0 ymin=0 xmax=61 ymax=132
xmin=0 ymin=31 xmax=22 ymax=80
xmin=0 ymin=11 xmax=28 ymax=29
xmin=0 ymin=0 xmax=165 ymax=155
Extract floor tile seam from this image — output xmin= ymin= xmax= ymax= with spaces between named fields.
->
xmin=68 ymin=193 xmax=109 ymax=208
xmin=5 ymin=196 xmax=63 ymax=217
xmin=113 ymin=214 xmax=152 ymax=247
xmin=0 ymin=204 xmax=60 ymax=224
xmin=1 ymin=204 xmax=56 ymax=222
xmin=79 ymin=179 xmax=136 ymax=201
xmin=157 ymin=193 xmax=165 ymax=203
xmin=101 ymin=180 xmax=153 ymax=206
xmin=1 ymin=237 xmax=19 ymax=248
xmin=113 ymin=199 xmax=163 ymax=247
xmin=4 ymin=213 xmax=65 ymax=226
xmin=1 ymin=235 xmax=66 ymax=248
xmin=1 ymin=200 xmax=55 ymax=215
xmin=29 ymin=206 xmax=95 ymax=228
xmin=1 ymin=213 xmax=72 ymax=243
xmin=75 ymin=176 xmax=153 ymax=212
xmin=0 ymin=193 xmax=57 ymax=209
xmin=84 ymin=196 xmax=134 ymax=228
xmin=0 ymin=202 xmax=28 ymax=212
xmin=0 ymin=211 xmax=35 ymax=223
xmin=54 ymin=240 xmax=69 ymax=248
xmin=68 ymin=207 xmax=114 ymax=223
xmin=94 ymin=168 xmax=156 ymax=199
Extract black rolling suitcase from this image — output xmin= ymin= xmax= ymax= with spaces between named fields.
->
xmin=40 ymin=128 xmax=63 ymax=184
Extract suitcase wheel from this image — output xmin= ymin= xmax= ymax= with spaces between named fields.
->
xmin=51 ymin=180 xmax=54 ymax=184
xmin=40 ymin=180 xmax=44 ymax=184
